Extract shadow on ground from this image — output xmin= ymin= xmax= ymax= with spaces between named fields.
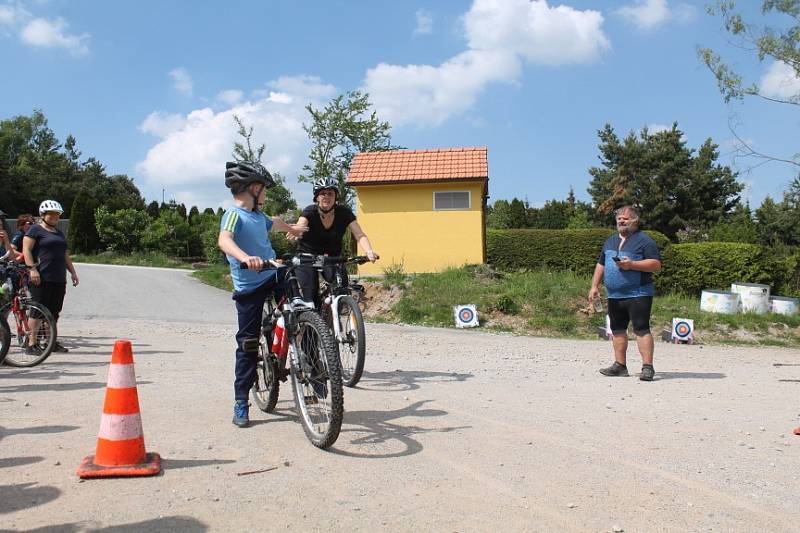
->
xmin=356 ymin=369 xmax=473 ymax=392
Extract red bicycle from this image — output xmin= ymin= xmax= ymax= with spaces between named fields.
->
xmin=0 ymin=260 xmax=57 ymax=367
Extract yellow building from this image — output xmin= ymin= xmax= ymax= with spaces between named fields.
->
xmin=347 ymin=147 xmax=489 ymax=274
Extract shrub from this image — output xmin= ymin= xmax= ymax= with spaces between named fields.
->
xmin=655 ymin=242 xmax=795 ymax=296
xmin=95 ymin=207 xmax=150 ymax=253
xmin=142 ymin=209 xmax=193 ymax=257
xmin=69 ymin=191 xmax=100 ymax=253
xmin=486 ymin=228 xmax=670 ymax=272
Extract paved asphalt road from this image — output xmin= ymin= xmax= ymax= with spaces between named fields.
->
xmin=1 ymin=263 xmax=800 ymax=532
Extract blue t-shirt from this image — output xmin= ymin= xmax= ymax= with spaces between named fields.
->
xmin=598 ymin=230 xmax=661 ymax=299
xmin=220 ymin=207 xmax=277 ymax=293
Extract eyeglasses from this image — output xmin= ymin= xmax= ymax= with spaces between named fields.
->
xmin=317 ymin=190 xmax=336 ymax=197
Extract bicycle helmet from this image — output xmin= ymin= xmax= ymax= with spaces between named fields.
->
xmin=312 ymin=177 xmax=338 ymax=201
xmin=39 ymin=200 xmax=64 ymax=215
xmin=224 ymin=161 xmax=275 ymax=191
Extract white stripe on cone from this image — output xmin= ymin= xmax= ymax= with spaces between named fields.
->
xmin=106 ymin=363 xmax=137 ymax=389
xmin=98 ymin=413 xmax=144 ymax=441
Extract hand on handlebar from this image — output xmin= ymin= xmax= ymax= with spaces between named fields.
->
xmin=366 ymin=250 xmax=379 ymax=263
xmin=241 ymin=256 xmax=264 ymax=271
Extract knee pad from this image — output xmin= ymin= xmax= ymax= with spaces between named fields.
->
xmin=241 ymin=337 xmax=260 ymax=353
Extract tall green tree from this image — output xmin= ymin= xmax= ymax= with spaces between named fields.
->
xmin=300 ymin=91 xmax=401 ymax=207
xmin=699 ymin=1 xmax=800 ymax=167
xmin=0 ymin=110 xmax=145 ymax=216
xmin=587 ymin=123 xmax=743 ymax=238
xmin=68 ymin=190 xmax=100 ymax=253
xmin=230 ymin=115 xmax=297 ymax=215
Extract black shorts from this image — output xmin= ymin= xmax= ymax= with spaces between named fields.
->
xmin=607 ymin=296 xmax=653 ymax=336
xmin=28 ymin=281 xmax=67 ymax=322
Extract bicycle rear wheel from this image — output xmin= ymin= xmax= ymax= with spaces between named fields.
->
xmin=0 ymin=300 xmax=57 ymax=367
xmin=0 ymin=315 xmax=10 ymax=365
xmin=336 ymin=295 xmax=366 ymax=387
xmin=252 ymin=341 xmax=280 ymax=413
xmin=288 ymin=311 xmax=343 ymax=449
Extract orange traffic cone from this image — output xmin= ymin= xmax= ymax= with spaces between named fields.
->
xmin=794 ymin=427 xmax=800 ymax=436
xmin=76 ymin=340 xmax=161 ymax=478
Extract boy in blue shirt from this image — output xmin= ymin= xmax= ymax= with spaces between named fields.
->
xmin=218 ymin=161 xmax=306 ymax=427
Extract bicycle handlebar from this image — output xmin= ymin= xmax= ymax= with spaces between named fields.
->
xmin=239 ymin=254 xmax=369 ymax=271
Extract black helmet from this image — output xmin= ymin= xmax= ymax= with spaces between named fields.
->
xmin=224 ymin=161 xmax=275 ymax=191
xmin=312 ymin=177 xmax=338 ymax=201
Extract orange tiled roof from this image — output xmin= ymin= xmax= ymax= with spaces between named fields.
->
xmin=347 ymin=147 xmax=488 ymax=185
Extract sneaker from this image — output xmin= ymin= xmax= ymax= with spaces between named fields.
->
xmin=25 ymin=345 xmax=43 ymax=356
xmin=232 ymin=400 xmax=250 ymax=428
xmin=599 ymin=361 xmax=629 ymax=377
xmin=53 ymin=342 xmax=69 ymax=353
xmin=640 ymin=364 xmax=655 ymax=382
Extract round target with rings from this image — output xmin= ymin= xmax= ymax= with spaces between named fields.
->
xmin=674 ymin=321 xmax=692 ymax=338
xmin=459 ymin=308 xmax=475 ymax=323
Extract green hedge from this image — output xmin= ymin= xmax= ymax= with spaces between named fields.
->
xmin=486 ymin=228 xmax=670 ymax=273
xmin=657 ymin=243 xmax=799 ymax=296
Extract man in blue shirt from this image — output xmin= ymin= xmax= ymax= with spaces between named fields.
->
xmin=589 ymin=206 xmax=662 ymax=381
xmin=218 ymin=161 xmax=306 ymax=427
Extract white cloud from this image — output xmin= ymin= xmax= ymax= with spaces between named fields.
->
xmin=365 ymin=49 xmax=520 ymax=127
xmin=169 ymin=67 xmax=193 ymax=96
xmin=616 ymin=0 xmax=695 ymax=30
xmin=364 ymin=0 xmax=610 ymax=127
xmin=0 ymin=3 xmax=29 ymax=27
xmin=136 ymin=76 xmax=336 ymax=209
xmin=463 ymin=0 xmax=610 ymax=65
xmin=20 ymin=17 xmax=88 ymax=55
xmin=217 ymin=89 xmax=243 ymax=106
xmin=646 ymin=123 xmax=671 ymax=134
xmin=267 ymin=91 xmax=292 ymax=104
xmin=139 ymin=111 xmax=187 ymax=138
xmin=414 ymin=9 xmax=433 ymax=35
xmin=760 ymin=60 xmax=800 ymax=102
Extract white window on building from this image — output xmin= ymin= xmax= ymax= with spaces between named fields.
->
xmin=433 ymin=191 xmax=470 ymax=210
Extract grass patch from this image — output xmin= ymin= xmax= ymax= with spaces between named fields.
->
xmin=191 ymin=263 xmax=233 ymax=292
xmin=391 ymin=266 xmax=800 ymax=346
xmin=72 ymin=251 xmax=192 ymax=269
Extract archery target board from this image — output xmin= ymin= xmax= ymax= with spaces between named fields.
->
xmin=454 ymin=305 xmax=479 ymax=328
xmin=671 ymin=318 xmax=694 ymax=343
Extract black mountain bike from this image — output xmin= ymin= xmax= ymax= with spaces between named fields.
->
xmin=314 ymin=255 xmax=369 ymax=387
xmin=243 ymin=256 xmax=344 ymax=449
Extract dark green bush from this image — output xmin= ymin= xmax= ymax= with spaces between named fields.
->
xmin=655 ymin=242 xmax=796 ymax=296
xmin=486 ymin=228 xmax=670 ymax=273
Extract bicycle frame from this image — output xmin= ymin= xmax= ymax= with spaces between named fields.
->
xmin=1 ymin=262 xmax=35 ymax=347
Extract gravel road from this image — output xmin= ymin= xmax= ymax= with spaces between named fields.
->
xmin=1 ymin=264 xmax=799 ymax=532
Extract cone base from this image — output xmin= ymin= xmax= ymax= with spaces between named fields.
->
xmin=76 ymin=452 xmax=161 ymax=479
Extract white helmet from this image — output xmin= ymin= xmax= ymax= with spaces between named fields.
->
xmin=39 ymin=200 xmax=64 ymax=216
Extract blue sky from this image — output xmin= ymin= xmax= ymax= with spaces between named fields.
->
xmin=1 ymin=0 xmax=798 ymax=211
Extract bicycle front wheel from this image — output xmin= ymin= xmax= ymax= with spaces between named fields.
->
xmin=288 ymin=311 xmax=343 ymax=449
xmin=0 ymin=300 xmax=57 ymax=367
xmin=336 ymin=295 xmax=366 ymax=387
xmin=252 ymin=341 xmax=280 ymax=413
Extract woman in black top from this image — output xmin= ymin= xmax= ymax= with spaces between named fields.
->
xmin=292 ymin=177 xmax=378 ymax=305
xmin=23 ymin=200 xmax=79 ymax=354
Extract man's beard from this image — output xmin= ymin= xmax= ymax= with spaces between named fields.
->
xmin=617 ymin=223 xmax=632 ymax=236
